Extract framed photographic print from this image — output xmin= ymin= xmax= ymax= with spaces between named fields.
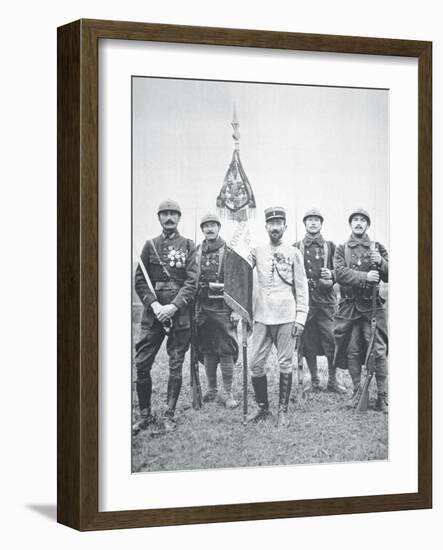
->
xmin=57 ymin=19 xmax=432 ymax=530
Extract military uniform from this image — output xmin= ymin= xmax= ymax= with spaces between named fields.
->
xmin=196 ymin=225 xmax=239 ymax=407
xmin=134 ymin=202 xmax=197 ymax=429
xmin=333 ymin=209 xmax=389 ymax=410
xmin=294 ymin=210 xmax=341 ymax=391
xmin=250 ymin=207 xmax=309 ymax=425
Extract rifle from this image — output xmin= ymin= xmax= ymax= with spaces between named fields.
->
xmin=189 ymin=301 xmax=203 ymax=410
xmin=355 ymin=251 xmax=378 ymax=413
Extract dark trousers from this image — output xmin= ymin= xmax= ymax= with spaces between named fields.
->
xmin=347 ymin=318 xmax=388 ymax=389
xmin=135 ymin=321 xmax=191 ymax=410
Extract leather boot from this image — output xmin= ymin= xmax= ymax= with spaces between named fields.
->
xmin=306 ymin=355 xmax=321 ymax=391
xmin=163 ymin=377 xmax=182 ymax=431
xmin=247 ymin=375 xmax=271 ymax=422
xmin=133 ymin=375 xmax=153 ymax=435
xmin=277 ymin=372 xmax=292 ymax=428
xmin=132 ymin=408 xmax=154 ymax=436
xmin=326 ymin=357 xmax=346 ymax=393
xmin=136 ymin=373 xmax=152 ymax=412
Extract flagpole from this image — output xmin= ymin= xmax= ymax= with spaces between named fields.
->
xmin=217 ymin=104 xmax=255 ymax=425
xmin=242 ymin=320 xmax=248 ymax=425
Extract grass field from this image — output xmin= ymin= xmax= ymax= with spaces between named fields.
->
xmin=132 ymin=305 xmax=388 ymax=473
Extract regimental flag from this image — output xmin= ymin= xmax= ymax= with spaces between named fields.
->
xmin=216 ymin=106 xmax=256 ymax=223
xmin=217 ymin=107 xmax=255 ymax=327
xmin=224 ymin=222 xmax=254 ymax=326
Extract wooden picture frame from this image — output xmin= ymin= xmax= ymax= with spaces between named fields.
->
xmin=57 ymin=19 xmax=432 ymax=530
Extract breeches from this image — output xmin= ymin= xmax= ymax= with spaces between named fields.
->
xmin=250 ymin=322 xmax=295 ymax=377
xmin=347 ymin=319 xmax=387 ymax=362
xmin=347 ymin=318 xmax=387 ymax=377
xmin=135 ymin=321 xmax=191 ymax=382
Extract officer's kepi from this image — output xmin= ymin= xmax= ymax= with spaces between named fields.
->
xmin=157 ymin=199 xmax=182 ymax=215
xmin=265 ymin=206 xmax=286 ymax=222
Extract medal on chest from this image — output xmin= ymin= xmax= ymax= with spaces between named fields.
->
xmin=165 ymin=245 xmax=186 ymax=268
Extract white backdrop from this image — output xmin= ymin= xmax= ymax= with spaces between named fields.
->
xmin=0 ymin=0 xmax=440 ymax=549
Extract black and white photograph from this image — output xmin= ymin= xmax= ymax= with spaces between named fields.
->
xmin=131 ymin=75 xmax=389 ymax=473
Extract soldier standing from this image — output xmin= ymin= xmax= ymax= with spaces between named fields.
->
xmin=294 ymin=208 xmax=344 ymax=392
xmin=133 ymin=199 xmax=197 ymax=434
xmin=196 ymin=213 xmax=240 ymax=408
xmin=333 ymin=208 xmax=389 ymax=412
xmin=249 ymin=207 xmax=309 ymax=426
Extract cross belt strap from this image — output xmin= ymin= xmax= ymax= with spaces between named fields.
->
xmin=149 ymin=239 xmax=171 ymax=279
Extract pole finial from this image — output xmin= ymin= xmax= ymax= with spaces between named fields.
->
xmin=232 ymin=104 xmax=240 ymax=150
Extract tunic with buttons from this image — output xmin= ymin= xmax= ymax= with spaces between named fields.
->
xmin=196 ymin=237 xmax=239 ymax=360
xmin=294 ymin=234 xmax=337 ymax=358
xmin=294 ymin=234 xmax=336 ymax=305
xmin=252 ymin=243 xmax=309 ymax=326
xmin=334 ymin=233 xmax=388 ymax=316
xmin=333 ymin=233 xmax=389 ymax=369
xmin=135 ymin=231 xmax=197 ymax=330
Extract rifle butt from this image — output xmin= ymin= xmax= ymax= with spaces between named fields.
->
xmin=355 ymin=374 xmax=373 ymax=413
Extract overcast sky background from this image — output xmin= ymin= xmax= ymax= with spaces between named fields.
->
xmin=132 ymin=77 xmax=388 ymax=254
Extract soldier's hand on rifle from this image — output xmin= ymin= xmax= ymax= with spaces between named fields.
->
xmin=366 ymin=270 xmax=380 ymax=283
xmin=370 ymin=249 xmax=382 ymax=265
xmin=157 ymin=304 xmax=178 ymax=323
xmin=230 ymin=312 xmax=241 ymax=326
xmin=292 ymin=322 xmax=304 ymax=338
xmin=320 ymin=267 xmax=332 ymax=279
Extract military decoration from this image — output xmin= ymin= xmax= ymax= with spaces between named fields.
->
xmin=165 ymin=246 xmax=187 ymax=268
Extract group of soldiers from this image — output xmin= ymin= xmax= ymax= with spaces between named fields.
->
xmin=133 ymin=199 xmax=389 ymax=435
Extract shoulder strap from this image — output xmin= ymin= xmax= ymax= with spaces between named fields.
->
xmin=299 ymin=241 xmax=305 ymax=257
xmin=149 ymin=239 xmax=171 ymax=279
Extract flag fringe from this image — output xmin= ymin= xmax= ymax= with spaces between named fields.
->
xmin=217 ymin=207 xmax=255 ymax=222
